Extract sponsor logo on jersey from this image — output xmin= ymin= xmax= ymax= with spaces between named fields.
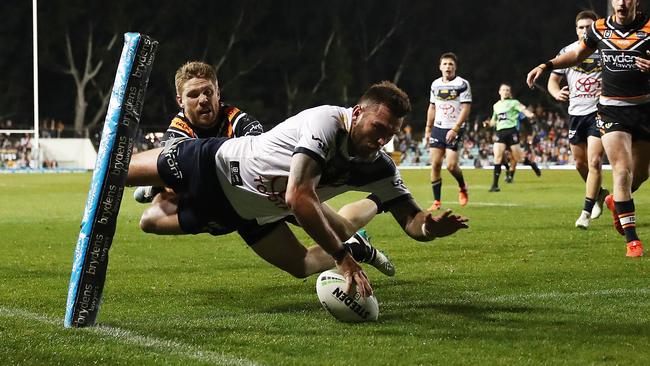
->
xmin=311 ymin=135 xmax=329 ymax=155
xmin=637 ymin=31 xmax=647 ymax=39
xmin=439 ymin=103 xmax=456 ymax=118
xmin=574 ymin=76 xmax=601 ymax=94
xmin=601 ymin=49 xmax=641 ymax=72
xmin=604 ymin=30 xmax=612 ymax=38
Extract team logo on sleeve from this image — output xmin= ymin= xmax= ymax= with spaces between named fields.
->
xmin=229 ymin=161 xmax=243 ymax=186
xmin=311 ymin=135 xmax=330 ymax=155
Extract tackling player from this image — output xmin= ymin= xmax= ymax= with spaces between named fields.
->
xmin=134 ymin=61 xmax=393 ymax=275
xmin=547 ymin=10 xmax=609 ymax=230
xmin=126 ymin=81 xmax=469 ymax=297
xmin=527 ymin=0 xmax=650 ymax=257
xmin=424 ymin=52 xmax=471 ymax=211
xmin=484 ymin=83 xmax=538 ymax=192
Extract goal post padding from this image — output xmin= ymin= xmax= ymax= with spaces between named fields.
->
xmin=65 ymin=33 xmax=158 ymax=328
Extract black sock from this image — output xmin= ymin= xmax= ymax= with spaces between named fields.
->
xmin=343 ymin=234 xmax=374 ymax=262
xmin=502 ymin=160 xmax=510 ymax=171
xmin=583 ymin=197 xmax=596 ymax=214
xmin=450 ymin=169 xmax=466 ymax=189
xmin=432 ymin=179 xmax=442 ymax=201
xmin=615 ymin=200 xmax=639 ymax=242
xmin=493 ymin=164 xmax=501 ymax=187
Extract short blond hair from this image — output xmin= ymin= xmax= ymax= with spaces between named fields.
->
xmin=174 ymin=61 xmax=217 ymax=95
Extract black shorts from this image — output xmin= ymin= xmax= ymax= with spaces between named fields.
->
xmin=597 ymin=103 xmax=650 ymax=141
xmin=156 ymin=137 xmax=283 ymax=245
xmin=428 ymin=126 xmax=464 ymax=151
xmin=494 ymin=127 xmax=520 ymax=147
xmin=568 ymin=112 xmax=600 ymax=145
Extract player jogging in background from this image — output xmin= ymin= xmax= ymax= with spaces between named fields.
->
xmin=547 ymin=10 xmax=609 ymax=230
xmin=527 ymin=0 xmax=650 ymax=257
xmin=484 ymin=83 xmax=539 ymax=192
xmin=424 ymin=52 xmax=471 ymax=211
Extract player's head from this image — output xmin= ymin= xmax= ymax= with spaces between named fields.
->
xmin=439 ymin=52 xmax=458 ymax=80
xmin=498 ymin=83 xmax=512 ymax=99
xmin=174 ymin=61 xmax=221 ymax=128
xmin=351 ymin=81 xmax=411 ymax=159
xmin=610 ymin=0 xmax=640 ymax=22
xmin=575 ymin=10 xmax=598 ymax=39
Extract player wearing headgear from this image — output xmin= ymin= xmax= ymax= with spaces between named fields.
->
xmin=527 ymin=0 xmax=650 ymax=257
xmin=423 ymin=52 xmax=471 ymax=211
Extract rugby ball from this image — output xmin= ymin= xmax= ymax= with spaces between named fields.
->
xmin=316 ymin=270 xmax=379 ymax=322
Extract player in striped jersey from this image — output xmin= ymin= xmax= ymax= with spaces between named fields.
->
xmin=547 ymin=11 xmax=609 ymax=230
xmin=424 ymin=53 xmax=471 ymax=211
xmin=527 ymin=0 xmax=650 ymax=256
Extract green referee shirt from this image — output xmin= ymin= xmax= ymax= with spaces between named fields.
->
xmin=491 ymin=99 xmax=526 ymax=131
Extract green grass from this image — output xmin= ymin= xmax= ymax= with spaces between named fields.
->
xmin=1 ymin=169 xmax=649 ymax=365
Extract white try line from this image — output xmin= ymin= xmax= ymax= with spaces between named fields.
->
xmin=0 ymin=306 xmax=261 ymax=366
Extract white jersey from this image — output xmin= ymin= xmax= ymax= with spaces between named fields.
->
xmin=213 ymin=105 xmax=411 ymax=224
xmin=553 ymin=41 xmax=602 ymax=116
xmin=429 ymin=76 xmax=472 ymax=129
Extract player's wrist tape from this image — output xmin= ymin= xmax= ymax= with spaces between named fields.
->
xmin=332 ymin=247 xmax=349 ymax=262
xmin=538 ymin=61 xmax=554 ymax=71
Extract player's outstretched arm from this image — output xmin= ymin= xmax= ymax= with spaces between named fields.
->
xmin=389 ymin=198 xmax=468 ymax=241
xmin=286 ymin=153 xmax=373 ymax=297
xmin=526 ymin=44 xmax=594 ymax=89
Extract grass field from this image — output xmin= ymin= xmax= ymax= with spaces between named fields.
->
xmin=1 ymin=168 xmax=649 ymax=365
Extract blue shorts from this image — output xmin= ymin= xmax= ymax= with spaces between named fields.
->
xmin=156 ymin=137 xmax=283 ymax=245
xmin=428 ymin=126 xmax=464 ymax=151
xmin=569 ymin=112 xmax=600 ymax=145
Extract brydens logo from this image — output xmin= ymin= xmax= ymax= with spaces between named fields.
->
xmin=601 ymin=49 xmax=642 ymax=72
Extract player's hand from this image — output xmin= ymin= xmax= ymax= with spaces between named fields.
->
xmin=553 ymin=86 xmax=570 ymax=102
xmin=526 ymin=66 xmax=545 ymax=89
xmin=445 ymin=129 xmax=458 ymax=144
xmin=422 ymin=209 xmax=469 ymax=239
xmin=635 ymin=51 xmax=650 ymax=73
xmin=336 ymin=253 xmax=373 ymax=297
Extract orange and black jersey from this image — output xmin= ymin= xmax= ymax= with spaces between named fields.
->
xmin=583 ymin=13 xmax=650 ymax=106
xmin=163 ymin=104 xmax=263 ymax=141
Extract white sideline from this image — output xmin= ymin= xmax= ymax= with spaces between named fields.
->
xmin=0 ymin=307 xmax=260 ymax=366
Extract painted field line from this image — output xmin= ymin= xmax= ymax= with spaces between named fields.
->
xmin=0 ymin=306 xmax=261 ymax=366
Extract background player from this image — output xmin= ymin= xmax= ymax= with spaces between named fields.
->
xmin=484 ymin=83 xmax=538 ymax=192
xmin=547 ymin=10 xmax=609 ymax=229
xmin=423 ymin=52 xmax=471 ymax=211
xmin=527 ymin=0 xmax=650 ymax=257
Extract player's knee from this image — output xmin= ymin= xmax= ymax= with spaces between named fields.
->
xmin=587 ymin=155 xmax=602 ymax=172
xmin=139 ymin=211 xmax=159 ymax=234
xmin=447 ymin=162 xmax=459 ymax=172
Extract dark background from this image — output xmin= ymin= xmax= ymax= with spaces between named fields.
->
xmin=2 ymin=0 xmax=634 ymax=135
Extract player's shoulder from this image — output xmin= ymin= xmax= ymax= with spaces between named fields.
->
xmin=168 ymin=112 xmax=196 ymax=138
xmin=431 ymin=77 xmax=444 ymax=87
xmin=299 ymin=105 xmax=349 ymax=123
xmin=221 ymin=104 xmax=242 ymax=122
xmin=559 ymin=40 xmax=581 ymax=54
